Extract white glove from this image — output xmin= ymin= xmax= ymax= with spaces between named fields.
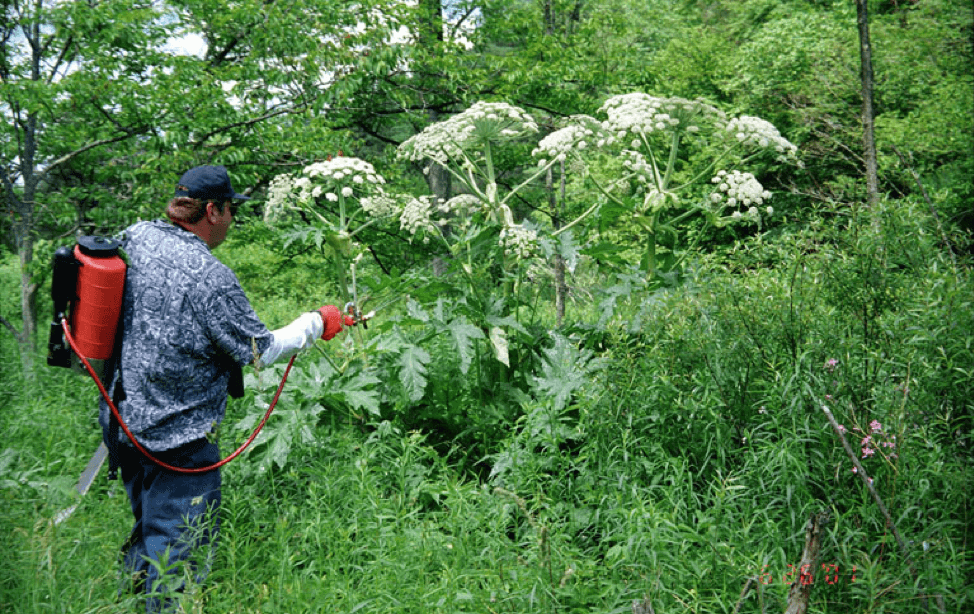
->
xmin=256 ymin=312 xmax=324 ymax=368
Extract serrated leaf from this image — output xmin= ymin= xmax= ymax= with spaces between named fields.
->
xmin=261 ymin=408 xmax=299 ymax=470
xmin=448 ymin=317 xmax=484 ymax=374
xmin=337 ymin=371 xmax=382 ymax=416
xmin=531 ymin=333 xmax=606 ymax=412
xmin=398 ymin=344 xmax=431 ymax=402
xmin=375 ymin=328 xmax=409 ymax=353
xmin=344 ymin=388 xmax=381 ymax=416
xmin=406 ymin=298 xmax=429 ymax=323
xmin=558 ymin=229 xmax=580 ymax=274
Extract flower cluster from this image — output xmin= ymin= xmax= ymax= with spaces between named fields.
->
xmin=859 ymin=420 xmax=896 ymax=459
xmin=264 ymin=173 xmax=302 ymax=224
xmin=265 ymin=156 xmax=388 ymax=225
xmin=710 ymin=170 xmax=773 ymax=223
xmin=443 ymin=193 xmax=487 ymax=218
xmin=359 ymin=194 xmax=401 ymax=219
xmin=499 ymin=223 xmax=538 ymax=259
xmin=532 ymin=116 xmax=606 ymax=164
xmin=306 ymin=157 xmax=384 ymax=183
xmin=725 ymin=116 xmax=799 ymax=160
xmin=398 ymin=101 xmax=538 ymax=166
xmin=623 ymin=150 xmax=657 ymax=188
xmin=838 ymin=418 xmax=897 ymax=484
xmin=598 ymin=93 xmax=725 ymax=143
xmin=400 ymin=195 xmax=441 ymax=242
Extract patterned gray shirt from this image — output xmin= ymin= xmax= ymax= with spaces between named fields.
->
xmin=99 ymin=220 xmax=273 ymax=451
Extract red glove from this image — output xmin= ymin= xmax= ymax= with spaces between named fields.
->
xmin=318 ymin=305 xmax=356 ymax=340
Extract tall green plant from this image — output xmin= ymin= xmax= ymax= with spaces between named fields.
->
xmin=535 ymin=93 xmax=801 ymax=280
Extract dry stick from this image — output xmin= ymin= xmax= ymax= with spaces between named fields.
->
xmin=732 ymin=577 xmax=757 ymax=614
xmin=784 ymin=511 xmax=830 ymax=614
xmin=820 ymin=404 xmax=931 ymax=611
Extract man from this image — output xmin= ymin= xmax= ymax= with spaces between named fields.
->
xmin=100 ymin=165 xmax=351 ymax=611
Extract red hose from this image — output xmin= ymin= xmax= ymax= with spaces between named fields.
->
xmin=61 ymin=316 xmax=294 ymax=474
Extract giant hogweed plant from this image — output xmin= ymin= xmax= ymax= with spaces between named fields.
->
xmin=250 ymin=95 xmax=800 ymax=472
xmin=395 ymin=102 xmax=557 ymax=367
xmin=533 ymin=93 xmax=801 ymax=281
xmin=395 ymin=97 xmax=800 ymax=339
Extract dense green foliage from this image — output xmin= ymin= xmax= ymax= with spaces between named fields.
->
xmin=2 ymin=0 xmax=972 ymax=612
xmin=3 ymin=199 xmax=971 ymax=612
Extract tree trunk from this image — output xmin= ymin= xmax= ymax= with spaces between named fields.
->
xmin=856 ymin=0 xmax=881 ymax=221
xmin=547 ymin=163 xmax=568 ymax=327
xmin=18 ymin=237 xmax=39 ymax=372
xmin=784 ymin=511 xmax=829 ymax=614
xmin=416 ymin=0 xmax=449 ymax=204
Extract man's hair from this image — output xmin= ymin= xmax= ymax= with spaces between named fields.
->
xmin=167 ymin=196 xmax=227 ymax=224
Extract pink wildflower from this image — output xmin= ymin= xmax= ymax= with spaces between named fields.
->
xmin=870 ymin=420 xmax=883 ymax=433
xmin=837 ymin=424 xmax=847 ymax=434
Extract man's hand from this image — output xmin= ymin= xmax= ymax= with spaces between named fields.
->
xmin=318 ymin=305 xmax=356 ymax=340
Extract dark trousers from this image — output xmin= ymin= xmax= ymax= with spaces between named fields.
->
xmin=112 ymin=437 xmax=222 ymax=613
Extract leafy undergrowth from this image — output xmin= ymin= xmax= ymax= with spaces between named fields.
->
xmin=1 ymin=202 xmax=972 ymax=613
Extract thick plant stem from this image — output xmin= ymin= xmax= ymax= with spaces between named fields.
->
xmin=661 ymin=130 xmax=681 ymax=189
xmin=332 ymin=252 xmax=351 ymax=305
xmin=643 ymin=212 xmax=659 ymax=281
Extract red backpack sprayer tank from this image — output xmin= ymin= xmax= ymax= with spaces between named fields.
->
xmin=48 ymin=236 xmax=127 ymax=380
xmin=47 ymin=236 xmax=299 ymax=489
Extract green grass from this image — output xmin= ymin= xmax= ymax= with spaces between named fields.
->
xmin=1 ymin=206 xmax=972 ymax=613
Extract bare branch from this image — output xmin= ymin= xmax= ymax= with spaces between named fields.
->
xmin=0 ymin=314 xmax=23 ymax=340
xmin=36 ymin=130 xmax=147 ymax=187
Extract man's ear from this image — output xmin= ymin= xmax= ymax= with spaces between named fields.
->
xmin=205 ymin=201 xmax=220 ymax=223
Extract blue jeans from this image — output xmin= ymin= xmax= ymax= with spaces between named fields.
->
xmin=112 ymin=437 xmax=221 ymax=613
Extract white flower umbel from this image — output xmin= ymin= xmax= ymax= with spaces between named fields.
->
xmin=499 ymin=223 xmax=539 ymax=259
xmin=264 ymin=173 xmax=301 ymax=224
xmin=532 ymin=115 xmax=607 ymax=163
xmin=400 ymin=195 xmax=440 ymax=242
xmin=265 ymin=155 xmax=393 ymax=307
xmin=598 ymin=93 xmax=725 ymax=143
xmin=266 ymin=156 xmax=390 ymax=225
xmin=360 ymin=194 xmax=401 ymax=219
xmin=709 ymin=169 xmax=772 ymax=224
xmin=302 ymin=156 xmax=387 ymax=205
xmin=725 ymin=116 xmax=799 ymax=161
xmin=444 ymin=193 xmax=485 ymax=213
xmin=398 ymin=101 xmax=539 ymax=168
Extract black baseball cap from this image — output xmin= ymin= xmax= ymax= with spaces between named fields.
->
xmin=175 ymin=165 xmax=251 ymax=201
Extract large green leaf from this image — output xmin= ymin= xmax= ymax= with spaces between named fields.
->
xmin=447 ymin=317 xmax=485 ymax=374
xmin=530 ymin=333 xmax=606 ymax=412
xmin=489 ymin=326 xmax=509 ymax=367
xmin=398 ymin=344 xmax=431 ymax=402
